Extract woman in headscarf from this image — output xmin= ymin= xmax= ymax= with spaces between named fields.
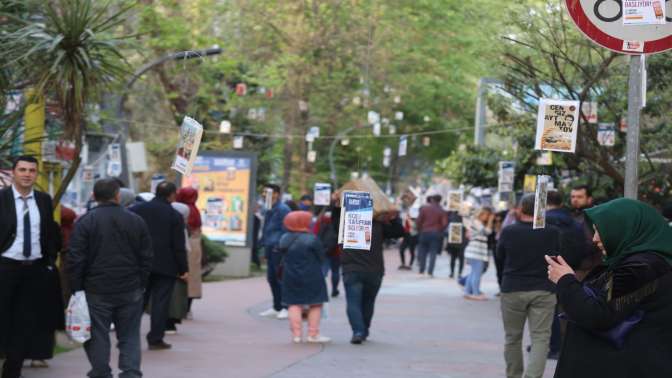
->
xmin=546 ymin=198 xmax=672 ymax=378
xmin=176 ymin=187 xmax=203 ymax=317
xmin=166 ymin=202 xmax=191 ymax=334
xmin=279 ymin=211 xmax=330 ymax=344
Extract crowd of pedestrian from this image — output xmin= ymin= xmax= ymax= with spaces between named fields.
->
xmin=2 ymin=154 xmax=672 ymax=378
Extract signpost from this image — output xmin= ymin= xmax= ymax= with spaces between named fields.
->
xmin=565 ymin=0 xmax=672 ymax=198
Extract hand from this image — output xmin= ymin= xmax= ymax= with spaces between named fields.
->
xmin=545 ymin=255 xmax=575 ymax=284
xmin=179 ymin=272 xmax=189 ymax=281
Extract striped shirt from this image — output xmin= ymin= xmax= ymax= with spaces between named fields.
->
xmin=464 ymin=220 xmax=491 ymax=262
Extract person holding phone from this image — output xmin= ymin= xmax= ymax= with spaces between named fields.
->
xmin=547 ymin=198 xmax=672 ymax=378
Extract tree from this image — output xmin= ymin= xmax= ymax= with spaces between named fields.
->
xmin=1 ymin=0 xmax=131 ymax=204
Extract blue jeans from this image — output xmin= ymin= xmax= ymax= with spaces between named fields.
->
xmin=265 ymin=247 xmax=285 ymax=311
xmin=417 ymin=231 xmax=443 ymax=275
xmin=343 ymin=271 xmax=383 ymax=337
xmin=465 ymin=258 xmax=484 ymax=296
xmin=85 ymin=289 xmax=144 ymax=378
xmin=321 ymin=254 xmax=341 ymax=294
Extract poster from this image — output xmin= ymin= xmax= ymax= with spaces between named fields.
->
xmin=536 ymin=151 xmax=553 ymax=166
xmin=151 ymin=174 xmax=165 ymax=193
xmin=307 ymin=150 xmax=317 ymax=163
xmin=398 ymin=135 xmax=408 ymax=157
xmin=395 ymin=111 xmax=404 ymax=121
xmin=524 ymin=174 xmax=537 ymax=193
xmin=171 ymin=116 xmax=204 ymax=176
xmin=314 ymin=182 xmax=332 ymax=206
xmin=498 ymin=161 xmax=515 ymax=193
xmin=581 ymin=101 xmax=598 ymax=124
xmin=422 ymin=136 xmax=431 ymax=146
xmin=389 ymin=125 xmax=396 ymax=135
xmin=368 ymin=111 xmax=380 ymax=125
xmin=533 ymin=175 xmax=550 ymax=229
xmin=108 ymin=143 xmax=121 ymax=163
xmin=448 ymin=190 xmax=463 ymax=212
xmin=82 ymin=166 xmax=94 ymax=183
xmin=448 ymin=222 xmax=463 ymax=244
xmin=182 ymin=155 xmax=253 ymax=246
xmin=338 ymin=191 xmax=373 ymax=251
xmin=373 ymin=122 xmax=381 ymax=137
xmin=264 ymin=187 xmax=273 ymax=210
xmin=623 ymin=0 xmax=666 ymax=25
xmin=535 ymin=99 xmax=580 ymax=153
xmin=597 ymin=123 xmax=616 ymax=147
xmin=233 ymin=136 xmax=244 ymax=149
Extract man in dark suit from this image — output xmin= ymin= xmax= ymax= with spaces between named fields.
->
xmin=130 ymin=181 xmax=188 ymax=350
xmin=0 ymin=156 xmax=63 ymax=378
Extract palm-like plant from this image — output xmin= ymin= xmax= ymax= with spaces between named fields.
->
xmin=2 ymin=0 xmax=132 ymax=204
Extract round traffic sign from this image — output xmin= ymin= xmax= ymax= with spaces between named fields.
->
xmin=566 ymin=0 xmax=672 ymax=54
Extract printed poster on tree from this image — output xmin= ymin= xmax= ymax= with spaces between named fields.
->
xmin=171 ymin=116 xmax=204 ymax=176
xmin=597 ymin=123 xmax=616 ymax=147
xmin=448 ymin=222 xmax=463 ymax=244
xmin=535 ymin=99 xmax=580 ymax=153
xmin=448 ymin=190 xmax=463 ymax=212
xmin=338 ymin=191 xmax=373 ymax=251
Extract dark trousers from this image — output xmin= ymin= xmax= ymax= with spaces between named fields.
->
xmin=417 ymin=231 xmax=443 ymax=275
xmin=144 ymin=274 xmax=176 ymax=344
xmin=549 ymin=303 xmax=562 ymax=354
xmin=399 ymin=234 xmax=418 ymax=266
xmin=265 ymin=247 xmax=285 ymax=311
xmin=85 ymin=290 xmax=144 ymax=378
xmin=447 ymin=246 xmax=465 ymax=277
xmin=321 ymin=254 xmax=341 ymax=294
xmin=0 ymin=260 xmax=51 ymax=378
xmin=343 ymin=271 xmax=383 ymax=337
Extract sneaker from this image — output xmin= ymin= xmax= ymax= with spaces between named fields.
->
xmin=165 ymin=329 xmax=177 ymax=335
xmin=148 ymin=341 xmax=172 ymax=351
xmin=292 ymin=336 xmax=302 ymax=344
xmin=350 ymin=334 xmax=365 ymax=345
xmin=548 ymin=351 xmax=560 ymax=360
xmin=276 ymin=309 xmax=289 ymax=319
xmin=30 ymin=360 xmax=49 ymax=368
xmin=259 ymin=308 xmax=278 ymax=317
xmin=331 ymin=289 xmax=340 ymax=298
xmin=307 ymin=335 xmax=331 ymax=344
xmin=398 ymin=265 xmax=406 ymax=270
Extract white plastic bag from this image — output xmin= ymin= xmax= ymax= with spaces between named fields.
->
xmin=66 ymin=291 xmax=91 ymax=343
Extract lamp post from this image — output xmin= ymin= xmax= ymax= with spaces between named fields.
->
xmin=474 ymin=78 xmax=502 ymax=146
xmin=116 ymin=47 xmax=223 ymax=189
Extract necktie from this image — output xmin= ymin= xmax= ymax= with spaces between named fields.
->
xmin=22 ymin=196 xmax=31 ymax=258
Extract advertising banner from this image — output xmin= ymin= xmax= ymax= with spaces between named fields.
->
xmin=182 ymin=155 xmax=254 ymax=246
xmin=533 ymin=175 xmax=550 ymax=230
xmin=338 ymin=191 xmax=373 ymax=251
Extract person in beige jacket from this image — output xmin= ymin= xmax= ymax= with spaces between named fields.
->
xmin=177 ymin=187 xmax=203 ymax=317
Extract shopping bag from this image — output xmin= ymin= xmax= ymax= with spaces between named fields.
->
xmin=66 ymin=291 xmax=91 ymax=343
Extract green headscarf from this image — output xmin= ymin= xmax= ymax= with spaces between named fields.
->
xmin=584 ymin=198 xmax=672 ymax=269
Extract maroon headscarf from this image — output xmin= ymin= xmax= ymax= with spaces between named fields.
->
xmin=176 ymin=187 xmax=202 ymax=233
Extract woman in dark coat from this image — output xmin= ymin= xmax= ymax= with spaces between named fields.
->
xmin=546 ymin=198 xmax=672 ymax=378
xmin=279 ymin=211 xmax=330 ymax=344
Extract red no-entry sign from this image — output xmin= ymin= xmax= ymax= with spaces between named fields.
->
xmin=566 ymin=0 xmax=672 ymax=54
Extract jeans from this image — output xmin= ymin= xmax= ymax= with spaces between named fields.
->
xmin=321 ymin=254 xmax=341 ymax=294
xmin=464 ymin=258 xmax=484 ymax=296
xmin=416 ymin=231 xmax=443 ymax=275
xmin=343 ymin=271 xmax=383 ymax=337
xmin=501 ymin=291 xmax=556 ymax=378
xmin=85 ymin=289 xmax=144 ymax=378
xmin=144 ymin=274 xmax=176 ymax=344
xmin=399 ymin=234 xmax=418 ymax=266
xmin=265 ymin=247 xmax=285 ymax=311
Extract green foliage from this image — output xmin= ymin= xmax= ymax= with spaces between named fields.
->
xmin=201 ymin=234 xmax=228 ymax=277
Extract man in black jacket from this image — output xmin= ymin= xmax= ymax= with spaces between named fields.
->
xmin=335 ymin=206 xmax=405 ymax=345
xmin=68 ymin=178 xmax=153 ymax=378
xmin=130 ymin=181 xmax=188 ymax=350
xmin=496 ymin=194 xmax=560 ymax=378
xmin=0 ymin=156 xmax=63 ymax=378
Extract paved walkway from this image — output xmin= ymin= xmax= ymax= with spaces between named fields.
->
xmin=24 ymin=250 xmax=556 ymax=377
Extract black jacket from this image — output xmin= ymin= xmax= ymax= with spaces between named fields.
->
xmin=496 ymin=221 xmax=560 ymax=293
xmin=554 ymin=252 xmax=672 ymax=378
xmin=546 ymin=207 xmax=587 ymax=269
xmin=0 ymin=187 xmax=61 ymax=262
xmin=67 ymin=203 xmax=153 ymax=294
xmin=130 ymin=198 xmax=188 ymax=277
xmin=338 ymin=214 xmax=405 ymax=275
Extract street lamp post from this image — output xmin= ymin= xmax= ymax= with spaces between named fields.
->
xmin=116 ymin=47 xmax=223 ymax=190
